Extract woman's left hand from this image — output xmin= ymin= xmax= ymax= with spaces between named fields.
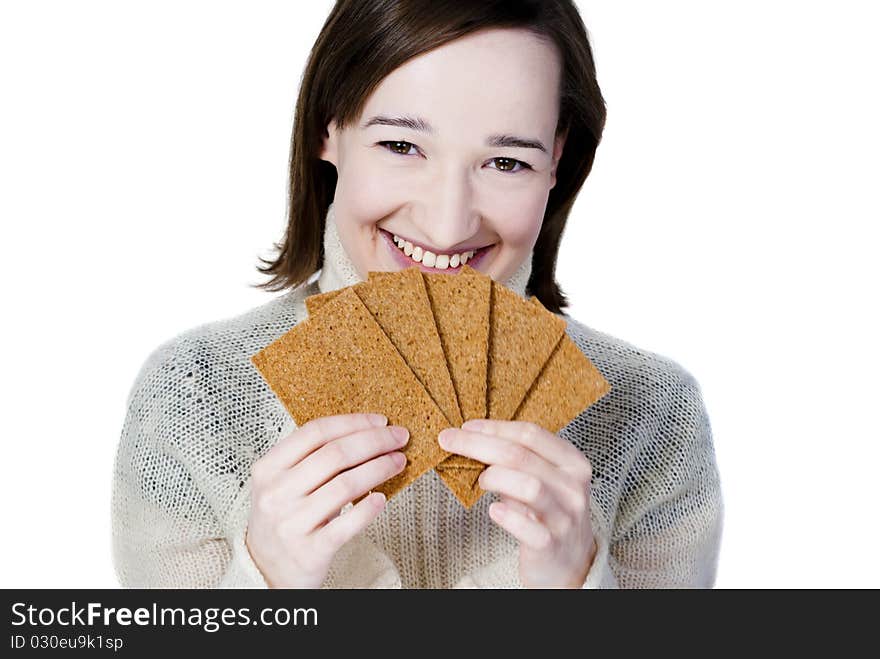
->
xmin=438 ymin=419 xmax=597 ymax=588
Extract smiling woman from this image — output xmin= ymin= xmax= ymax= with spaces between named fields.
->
xmin=111 ymin=0 xmax=723 ymax=590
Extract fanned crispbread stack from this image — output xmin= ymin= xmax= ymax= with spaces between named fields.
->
xmin=251 ymin=265 xmax=610 ymax=508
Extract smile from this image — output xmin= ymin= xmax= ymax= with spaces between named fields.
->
xmin=379 ymin=229 xmax=494 ymax=273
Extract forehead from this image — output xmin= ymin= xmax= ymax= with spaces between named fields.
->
xmin=360 ymin=28 xmax=562 ymax=140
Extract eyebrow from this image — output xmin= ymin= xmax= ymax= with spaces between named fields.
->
xmin=361 ymin=114 xmax=548 ymax=153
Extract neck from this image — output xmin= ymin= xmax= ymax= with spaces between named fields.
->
xmin=317 ymin=202 xmax=532 ymax=298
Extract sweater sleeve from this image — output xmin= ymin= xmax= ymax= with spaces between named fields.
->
xmin=111 ymin=437 xmax=262 ymax=588
xmin=609 ymin=372 xmax=724 ymax=588
xmin=111 ymin=340 xmax=265 ymax=588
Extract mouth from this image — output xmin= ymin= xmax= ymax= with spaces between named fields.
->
xmin=379 ymin=229 xmax=495 ymax=274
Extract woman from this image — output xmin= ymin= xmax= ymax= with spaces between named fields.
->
xmin=112 ymin=0 xmax=723 ymax=588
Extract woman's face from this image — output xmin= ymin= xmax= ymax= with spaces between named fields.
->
xmin=320 ymin=27 xmax=566 ymax=282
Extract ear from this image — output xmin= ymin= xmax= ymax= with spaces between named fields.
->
xmin=319 ymin=118 xmax=339 ymax=166
xmin=549 ymin=128 xmax=568 ymax=190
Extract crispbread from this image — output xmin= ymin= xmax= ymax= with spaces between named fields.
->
xmin=512 ymin=297 xmax=611 ymax=431
xmin=251 ymin=286 xmax=451 ymax=499
xmin=486 ymin=281 xmax=567 ymax=421
xmin=265 ymin=266 xmax=610 ymax=509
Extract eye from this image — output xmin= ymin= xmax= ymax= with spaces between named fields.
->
xmin=488 ymin=157 xmax=532 ymax=174
xmin=378 ymin=140 xmax=419 ymax=156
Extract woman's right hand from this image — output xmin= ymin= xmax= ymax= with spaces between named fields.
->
xmin=244 ymin=412 xmax=408 ymax=588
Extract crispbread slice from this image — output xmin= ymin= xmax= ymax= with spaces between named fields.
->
xmin=423 ymin=274 xmax=491 ymax=421
xmin=513 ymin=297 xmax=611 ymax=431
xmin=486 ymin=282 xmax=567 ymax=421
xmin=420 ymin=269 xmax=493 ymax=506
xmin=422 ymin=270 xmax=491 ymax=489
xmin=251 ymin=286 xmax=451 ymax=499
xmin=304 ymin=288 xmax=343 ymax=317
xmin=420 ymin=270 xmax=490 ymax=423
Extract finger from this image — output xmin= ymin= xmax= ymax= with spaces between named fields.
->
xmin=478 ymin=465 xmax=560 ymax=518
xmin=302 ymin=452 xmax=406 ymax=531
xmin=282 ymin=425 xmax=409 ymax=497
xmin=495 ymin=496 xmax=539 ymax=522
xmin=460 ymin=419 xmax=585 ymax=471
xmin=315 ymin=492 xmax=387 ymax=553
xmin=498 ymin=491 xmax=583 ymax=541
xmin=258 ymin=413 xmax=387 ymax=476
xmin=439 ymin=427 xmax=557 ymax=483
xmin=489 ymin=500 xmax=552 ymax=551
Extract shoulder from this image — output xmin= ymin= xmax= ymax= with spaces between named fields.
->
xmin=131 ymin=283 xmax=315 ymax=390
xmin=561 ymin=314 xmax=703 ymax=404
xmin=556 ymin=316 xmax=718 ymax=517
xmin=557 ymin=314 xmax=712 ymax=463
xmin=121 ymin=284 xmax=317 ymax=448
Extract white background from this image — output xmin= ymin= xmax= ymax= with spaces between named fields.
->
xmin=1 ymin=1 xmax=877 ymax=588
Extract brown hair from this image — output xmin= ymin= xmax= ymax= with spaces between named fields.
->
xmin=254 ymin=0 xmax=606 ymax=314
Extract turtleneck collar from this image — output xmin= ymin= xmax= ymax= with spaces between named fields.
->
xmin=317 ymin=202 xmax=533 ymax=298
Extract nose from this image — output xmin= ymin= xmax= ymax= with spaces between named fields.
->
xmin=414 ymin=165 xmax=481 ymax=252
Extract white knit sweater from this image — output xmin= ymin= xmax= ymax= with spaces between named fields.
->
xmin=111 ymin=203 xmax=723 ymax=588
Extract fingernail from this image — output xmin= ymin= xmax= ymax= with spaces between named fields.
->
xmin=438 ymin=428 xmax=453 ymax=448
xmin=368 ymin=414 xmax=388 ymax=426
xmin=462 ymin=419 xmax=484 ymax=431
xmin=390 ymin=426 xmax=409 ymax=444
xmin=391 ymin=452 xmax=407 ymax=467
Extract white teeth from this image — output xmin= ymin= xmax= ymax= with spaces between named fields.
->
xmin=390 ymin=232 xmax=481 ymax=268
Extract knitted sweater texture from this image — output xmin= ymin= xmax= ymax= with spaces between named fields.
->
xmin=111 ymin=203 xmax=724 ymax=588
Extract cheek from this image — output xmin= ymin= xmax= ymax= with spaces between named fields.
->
xmin=487 ymin=190 xmax=548 ymax=246
xmin=334 ymin=155 xmax=404 ymax=230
